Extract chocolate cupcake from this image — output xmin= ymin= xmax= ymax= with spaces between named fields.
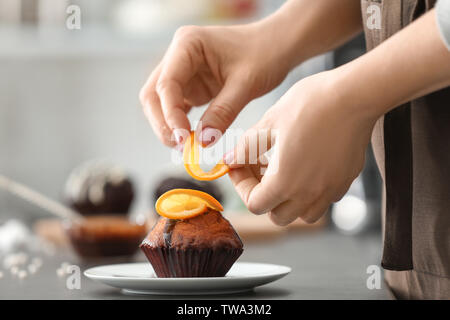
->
xmin=140 ymin=209 xmax=243 ymax=277
xmin=64 ymin=161 xmax=134 ymax=216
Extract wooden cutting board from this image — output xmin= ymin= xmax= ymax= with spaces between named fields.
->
xmin=225 ymin=211 xmax=327 ymax=242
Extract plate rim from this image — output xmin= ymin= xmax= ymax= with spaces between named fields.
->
xmin=84 ymin=261 xmax=291 ymax=282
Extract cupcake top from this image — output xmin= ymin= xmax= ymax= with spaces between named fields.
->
xmin=142 ymin=209 xmax=243 ymax=251
xmin=64 ymin=161 xmax=134 ymax=215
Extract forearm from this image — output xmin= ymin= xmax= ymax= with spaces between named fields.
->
xmin=254 ymin=0 xmax=363 ymax=69
xmin=333 ymin=9 xmax=450 ymax=120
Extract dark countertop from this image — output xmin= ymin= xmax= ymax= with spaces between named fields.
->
xmin=0 ymin=230 xmax=391 ymax=300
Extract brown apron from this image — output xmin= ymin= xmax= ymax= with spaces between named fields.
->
xmin=361 ymin=0 xmax=450 ymax=299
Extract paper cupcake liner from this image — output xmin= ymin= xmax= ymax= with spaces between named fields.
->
xmin=140 ymin=245 xmax=243 ymax=278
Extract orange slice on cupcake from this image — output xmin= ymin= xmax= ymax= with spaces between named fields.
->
xmin=183 ymin=131 xmax=229 ymax=181
xmin=155 ymin=188 xmax=224 ymax=219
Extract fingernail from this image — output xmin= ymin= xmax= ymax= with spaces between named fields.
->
xmin=173 ymin=129 xmax=184 ymax=144
xmin=223 ymin=150 xmax=234 ymax=165
xmin=199 ymin=127 xmax=219 ymax=147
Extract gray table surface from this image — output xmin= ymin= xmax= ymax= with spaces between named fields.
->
xmin=0 ymin=230 xmax=391 ymax=300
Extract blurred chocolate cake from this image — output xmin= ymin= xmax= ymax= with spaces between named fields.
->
xmin=64 ymin=161 xmax=134 ymax=215
xmin=66 ymin=215 xmax=147 ymax=258
xmin=153 ymin=177 xmax=223 ymax=203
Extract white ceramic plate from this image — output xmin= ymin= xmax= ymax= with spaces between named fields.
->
xmin=84 ymin=262 xmax=291 ymax=295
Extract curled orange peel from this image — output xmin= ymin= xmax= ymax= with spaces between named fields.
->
xmin=183 ymin=131 xmax=229 ymax=181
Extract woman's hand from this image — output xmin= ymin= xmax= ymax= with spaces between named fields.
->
xmin=139 ymin=24 xmax=292 ymax=148
xmin=224 ymin=8 xmax=450 ymax=227
xmin=225 ymin=72 xmax=378 ymax=226
xmin=139 ymin=0 xmax=364 ymax=148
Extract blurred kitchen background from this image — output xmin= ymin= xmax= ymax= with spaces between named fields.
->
xmin=0 ymin=0 xmax=382 ymax=267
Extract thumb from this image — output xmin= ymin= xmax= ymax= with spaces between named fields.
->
xmin=228 ymin=144 xmax=282 ymax=215
xmin=223 ymin=125 xmax=275 ymax=169
xmin=196 ymin=77 xmax=251 ymax=146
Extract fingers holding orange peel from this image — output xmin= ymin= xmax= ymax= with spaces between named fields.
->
xmin=183 ymin=131 xmax=229 ymax=181
xmin=155 ymin=188 xmax=224 ymax=219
